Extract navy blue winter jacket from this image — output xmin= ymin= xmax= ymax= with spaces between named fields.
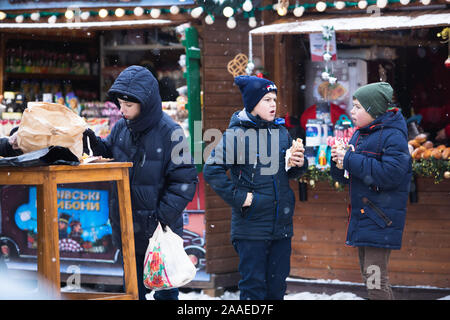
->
xmin=203 ymin=110 xmax=307 ymax=241
xmin=330 ymin=110 xmax=412 ymax=250
xmin=89 ymin=66 xmax=198 ymax=255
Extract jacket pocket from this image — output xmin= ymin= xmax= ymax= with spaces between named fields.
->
xmin=361 ymin=205 xmax=392 ymax=229
xmin=242 ymin=192 xmax=274 ymax=220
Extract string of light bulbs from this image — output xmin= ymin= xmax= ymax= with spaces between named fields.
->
xmin=0 ymin=0 xmax=440 ymax=28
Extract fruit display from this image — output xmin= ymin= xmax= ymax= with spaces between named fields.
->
xmin=409 ymin=133 xmax=450 ymax=160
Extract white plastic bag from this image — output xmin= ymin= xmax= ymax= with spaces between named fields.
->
xmin=143 ymin=223 xmax=196 ymax=290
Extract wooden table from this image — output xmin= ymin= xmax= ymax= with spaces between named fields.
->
xmin=0 ymin=162 xmax=138 ymax=300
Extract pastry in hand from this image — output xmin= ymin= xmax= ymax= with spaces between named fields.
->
xmin=288 ymin=138 xmax=303 ymax=167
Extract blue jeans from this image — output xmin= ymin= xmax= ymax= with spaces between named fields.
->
xmin=135 ymin=253 xmax=179 ymax=300
xmin=232 ymin=238 xmax=291 ymax=300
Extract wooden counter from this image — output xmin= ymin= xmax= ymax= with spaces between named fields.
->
xmin=0 ymin=162 xmax=138 ymax=299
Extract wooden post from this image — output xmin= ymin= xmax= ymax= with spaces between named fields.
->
xmin=36 ymin=172 xmax=61 ymax=299
xmin=116 ymin=169 xmax=138 ymax=300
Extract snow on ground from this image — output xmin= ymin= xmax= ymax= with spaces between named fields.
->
xmin=147 ymin=290 xmax=364 ymax=300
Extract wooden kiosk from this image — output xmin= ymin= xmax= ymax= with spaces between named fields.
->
xmin=0 ymin=162 xmax=138 ymax=300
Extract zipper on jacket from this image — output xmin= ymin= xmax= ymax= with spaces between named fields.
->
xmin=272 ymin=177 xmax=279 ymax=235
xmin=362 ymin=197 xmax=392 ymax=226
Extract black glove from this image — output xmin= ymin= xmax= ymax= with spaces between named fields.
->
xmin=82 ymin=128 xmax=98 ymax=155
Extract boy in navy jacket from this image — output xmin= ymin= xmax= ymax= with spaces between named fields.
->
xmin=331 ymin=82 xmax=412 ymax=300
xmin=204 ymin=76 xmax=307 ymax=300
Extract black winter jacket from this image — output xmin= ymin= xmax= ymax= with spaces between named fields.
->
xmin=90 ymin=66 xmax=198 ymax=254
xmin=203 ymin=110 xmax=307 ymax=241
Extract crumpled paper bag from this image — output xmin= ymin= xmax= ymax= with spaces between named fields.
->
xmin=17 ymin=102 xmax=87 ymax=160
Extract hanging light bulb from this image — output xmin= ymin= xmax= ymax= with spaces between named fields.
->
xmin=248 ymin=16 xmax=257 ymax=28
xmin=316 ymin=1 xmax=327 ymax=12
xmin=420 ymin=0 xmax=431 ymax=4
xmin=400 ymin=0 xmax=410 ymax=4
xmin=0 ymin=11 xmax=6 ymax=20
xmin=205 ymin=14 xmax=215 ymax=25
xmin=115 ymin=8 xmax=125 ymax=18
xmin=98 ymin=9 xmax=108 ymax=18
xmin=226 ymin=17 xmax=237 ymax=29
xmin=358 ymin=1 xmax=368 ymax=9
xmin=223 ymin=6 xmax=234 ymax=18
xmin=65 ymin=9 xmax=74 ymax=20
xmin=170 ymin=5 xmax=180 ymax=15
xmin=293 ymin=6 xmax=305 ymax=17
xmin=191 ymin=7 xmax=204 ymax=19
xmin=335 ymin=1 xmax=346 ymax=10
xmin=30 ymin=12 xmax=40 ymax=21
xmin=243 ymin=0 xmax=253 ymax=12
xmin=15 ymin=15 xmax=24 ymax=23
xmin=48 ymin=15 xmax=57 ymax=24
xmin=376 ymin=0 xmax=388 ymax=9
xmin=277 ymin=6 xmax=288 ymax=16
xmin=150 ymin=8 xmax=161 ymax=18
xmin=134 ymin=7 xmax=144 ymax=16
xmin=80 ymin=11 xmax=90 ymax=20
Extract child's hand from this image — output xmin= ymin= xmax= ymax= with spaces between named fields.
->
xmin=289 ymin=147 xmax=305 ymax=167
xmin=331 ymin=144 xmax=347 ymax=169
xmin=242 ymin=192 xmax=253 ymax=207
xmin=8 ymin=132 xmax=20 ymax=150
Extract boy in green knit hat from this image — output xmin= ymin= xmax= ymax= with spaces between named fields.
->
xmin=330 ymin=82 xmax=412 ymax=300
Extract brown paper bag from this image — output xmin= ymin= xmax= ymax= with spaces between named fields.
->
xmin=17 ymin=102 xmax=87 ymax=160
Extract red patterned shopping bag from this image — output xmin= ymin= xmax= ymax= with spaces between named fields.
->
xmin=143 ymin=223 xmax=196 ymax=290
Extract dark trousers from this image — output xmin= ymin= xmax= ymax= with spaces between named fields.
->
xmin=232 ymin=238 xmax=291 ymax=300
xmin=358 ymin=246 xmax=394 ymax=300
xmin=134 ymin=253 xmax=179 ymax=300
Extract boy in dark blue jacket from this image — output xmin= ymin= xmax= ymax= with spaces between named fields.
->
xmin=83 ymin=65 xmax=198 ymax=300
xmin=331 ymin=82 xmax=412 ymax=300
xmin=203 ymin=76 xmax=307 ymax=300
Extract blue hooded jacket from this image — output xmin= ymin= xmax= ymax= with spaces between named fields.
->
xmin=331 ymin=110 xmax=412 ymax=249
xmin=203 ymin=109 xmax=307 ymax=241
xmin=90 ymin=66 xmax=198 ymax=254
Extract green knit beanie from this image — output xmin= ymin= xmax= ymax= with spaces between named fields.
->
xmin=353 ymin=82 xmax=393 ymax=119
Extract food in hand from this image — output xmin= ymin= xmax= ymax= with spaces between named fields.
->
xmin=288 ymin=138 xmax=303 ymax=167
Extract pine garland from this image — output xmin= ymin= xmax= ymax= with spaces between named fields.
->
xmin=302 ymin=159 xmax=450 ymax=191
xmin=412 ymin=158 xmax=450 ymax=184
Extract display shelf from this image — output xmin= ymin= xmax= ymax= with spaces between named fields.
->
xmin=5 ymin=72 xmax=97 ymax=81
xmin=103 ymin=44 xmax=184 ymax=52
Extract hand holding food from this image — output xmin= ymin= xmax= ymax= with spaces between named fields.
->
xmin=288 ymin=138 xmax=305 ymax=167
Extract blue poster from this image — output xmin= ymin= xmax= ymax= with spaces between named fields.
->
xmin=14 ymin=187 xmax=112 ymax=253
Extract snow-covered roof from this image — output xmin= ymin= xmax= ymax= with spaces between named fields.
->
xmin=250 ymin=10 xmax=450 ymax=35
xmin=0 ymin=19 xmax=176 ymax=30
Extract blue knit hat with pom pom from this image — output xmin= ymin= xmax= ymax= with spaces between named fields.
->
xmin=234 ymin=75 xmax=277 ymax=113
